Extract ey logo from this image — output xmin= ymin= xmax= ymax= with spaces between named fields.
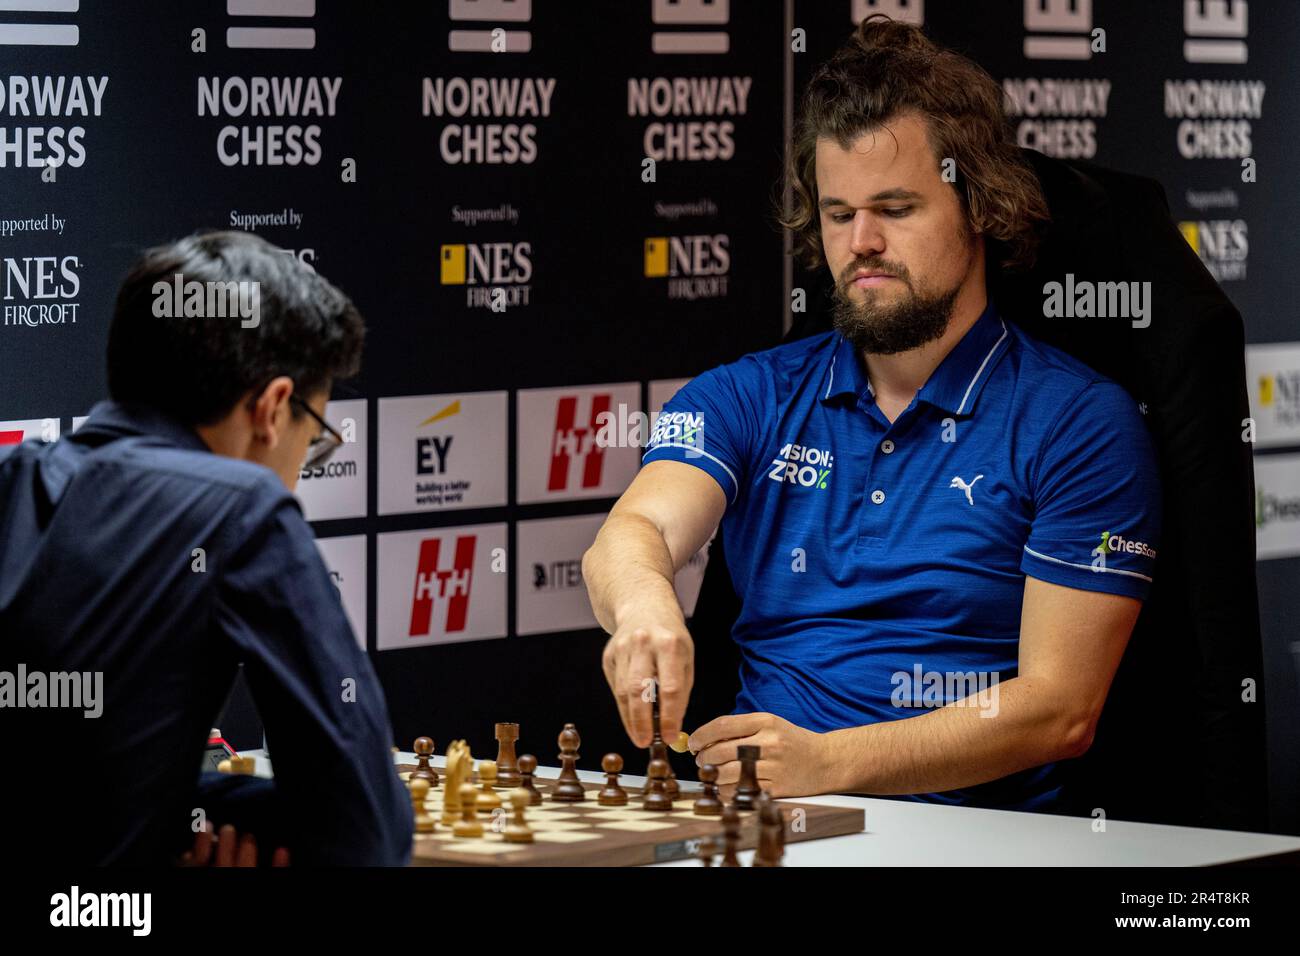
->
xmin=410 ymin=535 xmax=476 ymax=636
xmin=549 ymin=394 xmax=610 ymax=492
xmin=416 ymin=401 xmax=460 ymax=476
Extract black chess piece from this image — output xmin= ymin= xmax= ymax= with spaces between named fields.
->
xmin=517 ymin=753 xmax=543 ymax=806
xmin=734 ymin=745 xmax=762 ymax=810
xmin=552 ymin=723 xmax=586 ymax=802
xmin=753 ymin=791 xmax=785 ymax=867
xmin=495 ymin=722 xmax=522 ymax=788
xmin=720 ymin=802 xmax=742 ymax=867
xmin=647 ymin=700 xmax=680 ymax=799
xmin=643 ymin=758 xmax=674 ymax=811
xmin=693 ymin=763 xmax=723 ymax=816
xmin=411 ymin=736 xmax=438 ymax=788
xmin=598 ymin=753 xmax=628 ymax=806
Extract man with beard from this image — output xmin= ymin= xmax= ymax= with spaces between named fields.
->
xmin=582 ymin=16 xmax=1162 ymax=812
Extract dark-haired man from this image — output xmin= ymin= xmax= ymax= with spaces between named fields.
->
xmin=0 ymin=230 xmax=412 ymax=865
xmin=585 ymin=17 xmax=1162 ymax=812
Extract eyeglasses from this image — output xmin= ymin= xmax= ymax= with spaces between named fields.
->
xmin=291 ymin=394 xmax=345 ymax=470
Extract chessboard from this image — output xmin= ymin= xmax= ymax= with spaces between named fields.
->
xmin=397 ymin=767 xmax=865 ymax=867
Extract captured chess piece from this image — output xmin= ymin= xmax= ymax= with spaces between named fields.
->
xmin=643 ymin=757 xmax=674 ymax=811
xmin=598 ymin=753 xmax=628 ymax=806
xmin=518 ymin=754 xmax=543 ymax=806
xmin=753 ymin=791 xmax=785 ymax=867
xmin=494 ymin=722 xmax=522 ymax=788
xmin=453 ymin=782 xmax=484 ymax=838
xmin=503 ymin=789 xmax=534 ymax=844
xmin=552 ymin=723 xmax=587 ymax=802
xmin=720 ymin=802 xmax=742 ymax=867
xmin=409 ymin=778 xmax=435 ymax=834
xmin=733 ymin=745 xmax=762 ymax=810
xmin=476 ymin=760 xmax=503 ymax=812
xmin=693 ymin=763 xmax=723 ymax=816
xmin=411 ymin=736 xmax=439 ymax=788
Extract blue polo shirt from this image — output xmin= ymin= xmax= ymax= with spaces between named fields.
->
xmin=643 ymin=300 xmax=1162 ymax=811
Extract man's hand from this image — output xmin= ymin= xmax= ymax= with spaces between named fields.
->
xmin=601 ymin=615 xmax=694 ymax=748
xmin=179 ymin=822 xmax=290 ymax=867
xmin=689 ymin=712 xmax=836 ymax=799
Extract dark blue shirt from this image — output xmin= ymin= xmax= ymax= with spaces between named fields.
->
xmin=643 ymin=301 xmax=1162 ymax=811
xmin=0 ymin=401 xmax=412 ymax=865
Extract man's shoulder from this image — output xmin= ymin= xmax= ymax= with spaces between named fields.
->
xmin=1000 ymin=317 xmax=1140 ymax=414
xmin=109 ymin=439 xmax=291 ymax=501
xmin=698 ymin=331 xmax=838 ymax=391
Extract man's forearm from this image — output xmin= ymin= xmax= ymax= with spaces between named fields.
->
xmin=583 ymin=512 xmax=686 ymax=634
xmin=820 ymin=676 xmax=1091 ymax=795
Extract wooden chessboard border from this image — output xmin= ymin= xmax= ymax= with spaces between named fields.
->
xmin=397 ymin=766 xmax=865 ymax=867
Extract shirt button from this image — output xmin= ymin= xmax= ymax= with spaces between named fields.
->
xmin=881 ymin=440 xmax=895 ymax=454
xmin=871 ymin=489 xmax=885 ymax=504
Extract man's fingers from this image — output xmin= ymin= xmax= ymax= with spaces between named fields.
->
xmin=712 ymin=759 xmax=775 ymax=787
xmin=688 ymin=712 xmax=769 ymax=754
xmin=235 ymin=832 xmax=258 ymax=867
xmin=188 ymin=822 xmax=214 ymax=867
xmin=656 ymin=635 xmax=694 ymax=740
xmin=625 ymin=634 xmax=656 ymax=748
xmin=215 ymin=824 xmax=238 ymax=867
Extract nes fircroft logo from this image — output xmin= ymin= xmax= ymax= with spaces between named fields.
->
xmin=1179 ymin=219 xmax=1248 ymax=282
xmin=2 ymin=255 xmax=82 ymax=327
xmin=643 ymin=234 xmax=729 ymax=299
xmin=438 ymin=241 xmax=532 ymax=309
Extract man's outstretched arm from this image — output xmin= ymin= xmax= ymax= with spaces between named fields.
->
xmin=692 ymin=577 xmax=1141 ymax=798
xmin=583 ymin=459 xmax=725 ymax=748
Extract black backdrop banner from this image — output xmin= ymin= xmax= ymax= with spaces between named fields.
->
xmin=2 ymin=1 xmax=1297 ymax=833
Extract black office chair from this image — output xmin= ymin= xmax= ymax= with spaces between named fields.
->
xmin=684 ymin=148 xmax=1268 ymax=832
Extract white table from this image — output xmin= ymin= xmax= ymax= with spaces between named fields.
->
xmin=241 ymin=749 xmax=1300 ymax=866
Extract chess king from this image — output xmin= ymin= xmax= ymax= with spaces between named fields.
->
xmin=583 ymin=16 xmax=1160 ymax=811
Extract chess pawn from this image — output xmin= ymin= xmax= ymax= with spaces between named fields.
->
xmin=753 ymin=792 xmax=785 ymax=867
xmin=411 ymin=736 xmax=439 ymax=788
xmin=598 ymin=753 xmax=628 ymax=806
xmin=409 ymin=778 xmax=435 ymax=834
xmin=494 ymin=722 xmax=522 ymax=788
xmin=476 ymin=760 xmax=503 ymax=812
xmin=643 ymin=758 xmax=674 ymax=812
xmin=453 ymin=782 xmax=484 ymax=838
xmin=552 ymin=723 xmax=586 ymax=802
xmin=733 ymin=744 xmax=762 ymax=810
xmin=720 ymin=803 xmax=742 ymax=867
xmin=518 ymin=754 xmax=544 ymax=806
xmin=503 ymin=789 xmax=534 ymax=844
xmin=693 ymin=763 xmax=723 ymax=816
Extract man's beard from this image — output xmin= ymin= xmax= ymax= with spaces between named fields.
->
xmin=831 ymin=270 xmax=959 ymax=356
